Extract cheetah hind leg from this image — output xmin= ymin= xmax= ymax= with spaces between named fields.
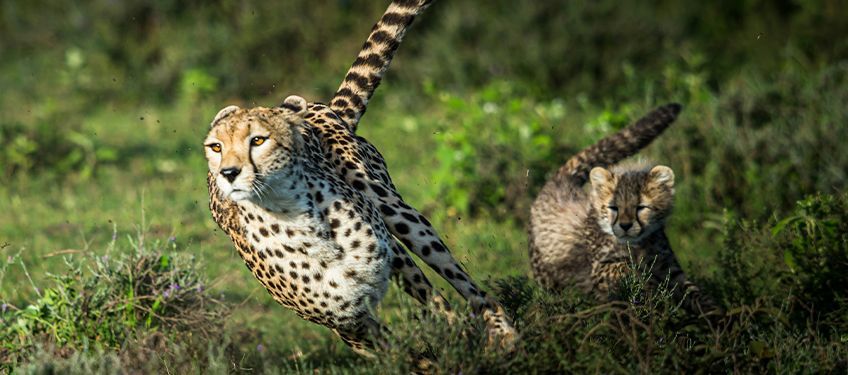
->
xmin=372 ymin=192 xmax=518 ymax=351
xmin=390 ymin=242 xmax=456 ymax=323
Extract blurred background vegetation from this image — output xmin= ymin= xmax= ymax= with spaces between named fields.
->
xmin=1 ymin=0 xmax=847 ymax=372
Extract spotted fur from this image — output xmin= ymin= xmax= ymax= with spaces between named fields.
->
xmin=204 ymin=0 xmax=516 ymax=356
xmin=529 ymin=104 xmax=721 ymax=315
xmin=330 ymin=0 xmax=434 ymax=131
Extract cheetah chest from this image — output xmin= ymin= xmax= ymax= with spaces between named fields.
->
xmin=236 ymin=197 xmax=393 ymax=325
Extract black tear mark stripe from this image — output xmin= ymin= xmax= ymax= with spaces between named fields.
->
xmin=247 ymin=122 xmax=260 ymax=177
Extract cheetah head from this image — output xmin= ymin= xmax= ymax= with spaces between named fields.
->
xmin=589 ymin=164 xmax=675 ymax=244
xmin=204 ymin=95 xmax=308 ymax=202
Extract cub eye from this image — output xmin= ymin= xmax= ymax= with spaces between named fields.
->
xmin=637 ymin=205 xmax=650 ymax=212
xmin=207 ymin=143 xmax=222 ymax=153
xmin=251 ymin=136 xmax=268 ymax=146
xmin=608 ymin=205 xmax=619 ymax=212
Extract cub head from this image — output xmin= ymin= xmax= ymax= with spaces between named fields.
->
xmin=203 ymin=95 xmax=308 ymax=202
xmin=589 ymin=165 xmax=675 ymax=243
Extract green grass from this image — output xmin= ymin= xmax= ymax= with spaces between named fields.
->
xmin=3 ymin=82 xmax=848 ymax=371
xmin=0 ymin=92 xmax=534 ymax=371
xmin=2 ymin=1 xmax=848 ymax=371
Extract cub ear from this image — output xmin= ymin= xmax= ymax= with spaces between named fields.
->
xmin=211 ymin=105 xmax=240 ymax=127
xmin=648 ymin=165 xmax=675 ymax=189
xmin=280 ymin=95 xmax=308 ymax=117
xmin=589 ymin=167 xmax=614 ymax=192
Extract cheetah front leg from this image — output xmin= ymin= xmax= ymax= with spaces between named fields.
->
xmin=360 ymin=185 xmax=518 ymax=349
xmin=332 ymin=313 xmax=388 ymax=358
xmin=333 ymin=305 xmax=439 ymax=371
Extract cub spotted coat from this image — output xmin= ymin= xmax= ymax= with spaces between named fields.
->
xmin=529 ymin=104 xmax=719 ymax=314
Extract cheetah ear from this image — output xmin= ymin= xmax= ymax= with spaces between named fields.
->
xmin=589 ymin=167 xmax=614 ymax=192
xmin=211 ymin=105 xmax=240 ymax=128
xmin=648 ymin=165 xmax=675 ymax=190
xmin=280 ymin=95 xmax=308 ymax=117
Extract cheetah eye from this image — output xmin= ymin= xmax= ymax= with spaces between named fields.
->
xmin=207 ymin=143 xmax=222 ymax=153
xmin=251 ymin=136 xmax=268 ymax=146
xmin=637 ymin=205 xmax=650 ymax=212
xmin=608 ymin=205 xmax=618 ymax=212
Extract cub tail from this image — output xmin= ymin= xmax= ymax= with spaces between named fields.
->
xmin=552 ymin=103 xmax=682 ymax=189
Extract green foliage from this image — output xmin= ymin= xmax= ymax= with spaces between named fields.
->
xmin=0 ymin=233 xmax=227 ymax=370
xmin=179 ymin=68 xmax=219 ymax=104
xmin=713 ymin=193 xmax=848 ymax=336
xmin=424 ymin=81 xmax=568 ymax=220
xmin=0 ymin=113 xmax=117 ymax=180
xmin=5 ymin=197 xmax=848 ymax=372
xmin=774 ymin=194 xmax=848 ymax=329
xmin=1 ymin=0 xmax=848 ymax=372
xmin=420 ymin=61 xmax=848 ymax=228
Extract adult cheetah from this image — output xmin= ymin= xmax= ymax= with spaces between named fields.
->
xmin=205 ymin=0 xmax=517 ymax=355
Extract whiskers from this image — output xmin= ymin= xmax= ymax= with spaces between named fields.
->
xmin=251 ymin=173 xmax=273 ymax=203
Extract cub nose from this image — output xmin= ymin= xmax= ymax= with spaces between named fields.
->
xmin=220 ymin=167 xmax=241 ymax=183
xmin=619 ymin=222 xmax=633 ymax=231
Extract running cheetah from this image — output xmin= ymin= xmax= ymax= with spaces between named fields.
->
xmin=204 ymin=0 xmax=517 ymax=356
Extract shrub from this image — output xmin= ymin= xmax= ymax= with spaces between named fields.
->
xmin=422 ymin=61 xmax=848 ymax=229
xmin=422 ymin=81 xmax=640 ymax=222
xmin=0 ymin=112 xmax=117 ymax=180
xmin=714 ymin=193 xmax=848 ymax=332
xmin=0 ymin=233 xmax=228 ymax=371
xmin=774 ymin=194 xmax=848 ymax=330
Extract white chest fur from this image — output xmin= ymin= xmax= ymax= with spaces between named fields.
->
xmin=235 ymin=195 xmax=392 ymax=321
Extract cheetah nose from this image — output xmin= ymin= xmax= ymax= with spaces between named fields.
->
xmin=220 ymin=167 xmax=241 ymax=183
xmin=619 ymin=222 xmax=633 ymax=231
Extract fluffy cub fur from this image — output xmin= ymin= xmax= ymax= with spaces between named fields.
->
xmin=529 ymin=104 xmax=720 ymax=315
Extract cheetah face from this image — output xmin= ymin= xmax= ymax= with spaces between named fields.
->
xmin=204 ymin=96 xmax=308 ymax=203
xmin=589 ymin=165 xmax=675 ymax=244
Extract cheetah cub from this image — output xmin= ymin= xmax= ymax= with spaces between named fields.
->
xmin=529 ymin=104 xmax=720 ymax=315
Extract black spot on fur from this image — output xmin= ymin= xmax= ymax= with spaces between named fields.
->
xmin=401 ymin=212 xmax=420 ymax=223
xmin=392 ymin=258 xmax=404 ymax=269
xmin=380 ymin=204 xmax=397 ymax=216
xmin=431 ymin=241 xmax=446 ymax=252
xmin=395 ymin=223 xmax=410 ymax=234
xmin=370 ymin=184 xmax=388 ymax=197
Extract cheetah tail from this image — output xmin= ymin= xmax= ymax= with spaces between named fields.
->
xmin=552 ymin=103 xmax=682 ymax=187
xmin=329 ymin=0 xmax=435 ymax=132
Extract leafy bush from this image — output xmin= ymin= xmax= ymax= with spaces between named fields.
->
xmin=774 ymin=194 xmax=848 ymax=326
xmin=362 ymin=195 xmax=848 ymax=373
xmin=3 ymin=195 xmax=848 ymax=373
xmin=0 ymin=119 xmax=117 ymax=180
xmin=714 ymin=193 xmax=848 ymax=333
xmin=0 ymin=234 xmax=228 ymax=370
xmin=423 ymin=81 xmax=570 ymax=221
xmin=421 ymin=61 xmax=848 ymax=227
